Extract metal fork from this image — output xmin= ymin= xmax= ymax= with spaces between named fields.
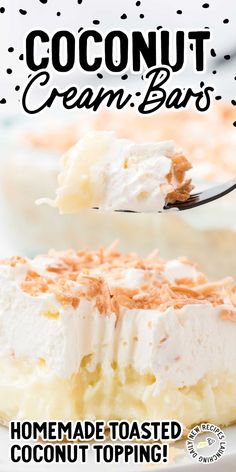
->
xmin=165 ymin=177 xmax=236 ymax=212
xmin=99 ymin=177 xmax=236 ymax=213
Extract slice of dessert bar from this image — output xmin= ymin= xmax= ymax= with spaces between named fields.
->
xmin=0 ymin=244 xmax=235 ymax=428
xmin=41 ymin=131 xmax=193 ymax=213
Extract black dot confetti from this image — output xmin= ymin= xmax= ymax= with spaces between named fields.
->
xmin=2 ymin=0 xmax=233 ymax=127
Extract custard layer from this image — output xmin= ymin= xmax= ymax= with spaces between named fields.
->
xmin=0 ymin=356 xmax=236 ymax=428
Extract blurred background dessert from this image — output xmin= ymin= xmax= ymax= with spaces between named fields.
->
xmin=0 ymin=104 xmax=235 ymax=279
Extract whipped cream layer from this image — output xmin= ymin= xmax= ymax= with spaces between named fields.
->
xmin=42 ymin=131 xmax=192 ymax=213
xmin=0 ymin=247 xmax=235 ymax=389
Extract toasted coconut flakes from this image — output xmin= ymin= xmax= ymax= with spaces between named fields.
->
xmin=172 ymin=154 xmax=192 ymax=182
xmin=166 ymin=179 xmax=193 ymax=204
xmin=163 ymin=153 xmax=194 ymax=204
xmin=171 ymin=286 xmax=204 ymax=299
xmin=220 ymin=309 xmax=236 ymax=322
xmin=46 ymin=263 xmax=68 ymax=273
xmin=175 ymin=277 xmax=197 ymax=285
xmin=55 ymin=292 xmax=80 ymax=309
xmin=0 ymin=256 xmax=27 ymax=267
xmin=194 ymin=278 xmax=233 ymax=294
xmin=0 ymin=245 xmax=230 ymax=318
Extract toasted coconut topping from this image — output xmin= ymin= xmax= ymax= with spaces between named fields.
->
xmin=162 ymin=153 xmax=194 ymax=204
xmin=220 ymin=309 xmax=236 ymax=322
xmin=0 ymin=256 xmax=28 ymax=267
xmin=1 ymin=244 xmax=235 ymax=316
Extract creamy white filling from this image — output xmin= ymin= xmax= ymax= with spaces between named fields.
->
xmin=91 ymin=136 xmax=175 ymax=212
xmin=0 ymin=260 xmax=236 ymax=390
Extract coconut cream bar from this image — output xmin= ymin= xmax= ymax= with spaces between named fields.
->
xmin=0 ymin=245 xmax=236 ymax=428
xmin=43 ymin=131 xmax=193 ymax=213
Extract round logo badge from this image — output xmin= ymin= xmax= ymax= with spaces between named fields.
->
xmin=186 ymin=423 xmax=227 ymax=464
